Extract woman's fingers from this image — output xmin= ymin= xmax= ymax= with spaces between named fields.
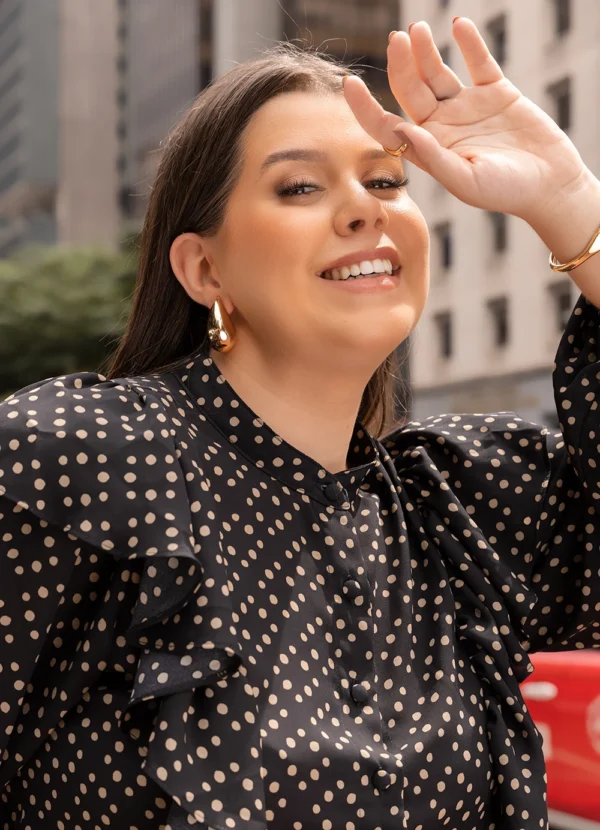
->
xmin=452 ymin=17 xmax=504 ymax=86
xmin=383 ymin=19 xmax=501 ymax=122
xmin=342 ymin=75 xmax=413 ymax=153
xmin=386 ymin=32 xmax=439 ymax=124
xmin=409 ymin=21 xmax=463 ymax=101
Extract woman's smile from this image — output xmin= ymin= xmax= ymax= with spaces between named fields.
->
xmin=316 ymin=245 xmax=402 ymax=292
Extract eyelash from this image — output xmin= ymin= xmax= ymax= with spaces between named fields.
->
xmin=276 ymin=175 xmax=410 ymax=198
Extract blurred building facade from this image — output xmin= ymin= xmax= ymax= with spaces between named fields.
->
xmin=405 ymin=0 xmax=600 ymax=425
xmin=0 ymin=0 xmax=119 ymax=254
xmin=0 ymin=0 xmax=401 ymax=254
xmin=0 ymin=0 xmax=60 ymax=255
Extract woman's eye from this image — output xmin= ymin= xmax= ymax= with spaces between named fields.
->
xmin=276 ymin=181 xmax=319 ymax=197
xmin=369 ymin=176 xmax=410 ymax=190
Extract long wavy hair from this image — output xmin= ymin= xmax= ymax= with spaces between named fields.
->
xmin=105 ymin=44 xmax=407 ymax=436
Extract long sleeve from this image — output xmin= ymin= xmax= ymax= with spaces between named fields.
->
xmin=386 ymin=294 xmax=600 ymax=655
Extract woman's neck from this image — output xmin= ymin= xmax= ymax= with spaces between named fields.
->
xmin=210 ymin=343 xmax=371 ymax=475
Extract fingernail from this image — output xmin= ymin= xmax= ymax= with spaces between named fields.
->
xmin=408 ymin=22 xmax=415 ymax=33
xmin=388 ymin=30 xmax=397 ymax=43
xmin=453 ymin=16 xmax=461 ymax=23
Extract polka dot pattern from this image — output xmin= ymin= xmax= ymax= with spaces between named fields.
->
xmin=0 ymin=294 xmax=599 ymax=829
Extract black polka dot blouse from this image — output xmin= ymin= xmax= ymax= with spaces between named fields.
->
xmin=1 ymin=295 xmax=599 ymax=830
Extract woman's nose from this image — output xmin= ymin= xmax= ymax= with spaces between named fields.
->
xmin=335 ymin=186 xmax=388 ymax=235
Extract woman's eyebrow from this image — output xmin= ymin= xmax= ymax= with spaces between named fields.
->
xmin=259 ymin=147 xmax=403 ymax=174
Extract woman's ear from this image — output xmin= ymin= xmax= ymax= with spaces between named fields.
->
xmin=170 ymin=232 xmax=221 ymax=307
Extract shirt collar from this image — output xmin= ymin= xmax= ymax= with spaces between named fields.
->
xmin=170 ymin=344 xmax=380 ymax=507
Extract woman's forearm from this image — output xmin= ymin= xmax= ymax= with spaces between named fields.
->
xmin=524 ymin=168 xmax=600 ymax=308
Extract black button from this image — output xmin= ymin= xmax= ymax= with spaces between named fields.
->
xmin=350 ymin=683 xmax=369 ymax=705
xmin=321 ymin=481 xmax=348 ymax=504
xmin=372 ymin=768 xmax=392 ymax=791
xmin=342 ymin=578 xmax=363 ymax=601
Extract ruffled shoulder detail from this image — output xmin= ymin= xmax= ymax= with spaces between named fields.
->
xmin=0 ymin=370 xmax=268 ymax=828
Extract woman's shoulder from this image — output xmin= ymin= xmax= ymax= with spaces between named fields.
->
xmin=1 ymin=367 xmax=179 ymax=423
xmin=381 ymin=410 xmax=556 ymax=468
xmin=0 ymin=368 xmax=177 ymax=463
xmin=379 ymin=409 xmax=561 ymax=515
xmin=0 ymin=368 xmax=197 ymax=557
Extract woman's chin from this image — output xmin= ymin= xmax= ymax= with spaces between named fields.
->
xmin=316 ymin=331 xmax=410 ymax=368
xmin=329 ymin=314 xmax=415 ymax=355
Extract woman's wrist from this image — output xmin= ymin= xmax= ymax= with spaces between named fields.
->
xmin=521 ymin=168 xmax=600 ymax=306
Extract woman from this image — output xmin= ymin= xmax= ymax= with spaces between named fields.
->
xmin=1 ymin=16 xmax=599 ymax=830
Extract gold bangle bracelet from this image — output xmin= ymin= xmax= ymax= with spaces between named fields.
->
xmin=549 ymin=223 xmax=600 ymax=272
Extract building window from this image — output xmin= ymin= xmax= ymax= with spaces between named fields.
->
xmin=199 ymin=0 xmax=214 ymax=90
xmin=434 ymin=312 xmax=453 ymax=358
xmin=489 ymin=212 xmax=507 ymax=253
xmin=488 ymin=297 xmax=509 ymax=347
xmin=549 ymin=280 xmax=572 ymax=330
xmin=434 ymin=222 xmax=452 ymax=270
xmin=547 ymin=77 xmax=571 ymax=131
xmin=439 ymin=44 xmax=451 ymax=68
xmin=119 ymin=185 xmax=135 ymax=217
xmin=554 ymin=0 xmax=570 ymax=35
xmin=487 ymin=15 xmax=507 ymax=66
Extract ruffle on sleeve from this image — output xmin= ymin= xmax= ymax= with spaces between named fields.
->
xmin=554 ymin=293 xmax=600 ymax=497
xmin=0 ymin=371 xmax=268 ymax=829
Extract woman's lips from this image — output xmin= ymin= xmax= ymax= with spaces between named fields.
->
xmin=317 ymin=267 xmax=401 ymax=291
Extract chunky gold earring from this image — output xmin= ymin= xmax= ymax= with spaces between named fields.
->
xmin=207 ymin=296 xmax=236 ymax=352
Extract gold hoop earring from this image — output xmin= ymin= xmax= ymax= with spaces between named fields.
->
xmin=207 ymin=296 xmax=236 ymax=353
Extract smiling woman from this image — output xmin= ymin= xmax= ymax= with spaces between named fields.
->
xmin=163 ymin=85 xmax=429 ymax=467
xmin=1 ymin=20 xmax=600 ymax=830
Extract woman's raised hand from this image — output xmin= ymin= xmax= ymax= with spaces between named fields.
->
xmin=343 ymin=18 xmax=590 ymax=224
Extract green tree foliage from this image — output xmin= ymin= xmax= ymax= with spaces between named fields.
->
xmin=0 ymin=245 xmax=137 ymax=398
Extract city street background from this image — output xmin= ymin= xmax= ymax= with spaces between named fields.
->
xmin=1 ymin=0 xmax=599 ymax=426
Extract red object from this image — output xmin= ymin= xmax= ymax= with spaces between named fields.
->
xmin=522 ymin=651 xmax=600 ymax=826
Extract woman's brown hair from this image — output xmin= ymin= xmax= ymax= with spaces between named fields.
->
xmin=105 ymin=43 xmax=405 ymax=436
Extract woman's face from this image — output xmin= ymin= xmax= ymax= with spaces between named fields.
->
xmin=202 ymin=89 xmax=429 ymax=370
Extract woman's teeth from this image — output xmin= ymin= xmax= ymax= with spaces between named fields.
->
xmin=320 ymin=258 xmax=395 ymax=280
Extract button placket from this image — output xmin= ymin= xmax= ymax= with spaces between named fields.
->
xmin=328 ymin=498 xmax=383 ymax=726
xmin=320 ymin=485 xmax=403 ymax=820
